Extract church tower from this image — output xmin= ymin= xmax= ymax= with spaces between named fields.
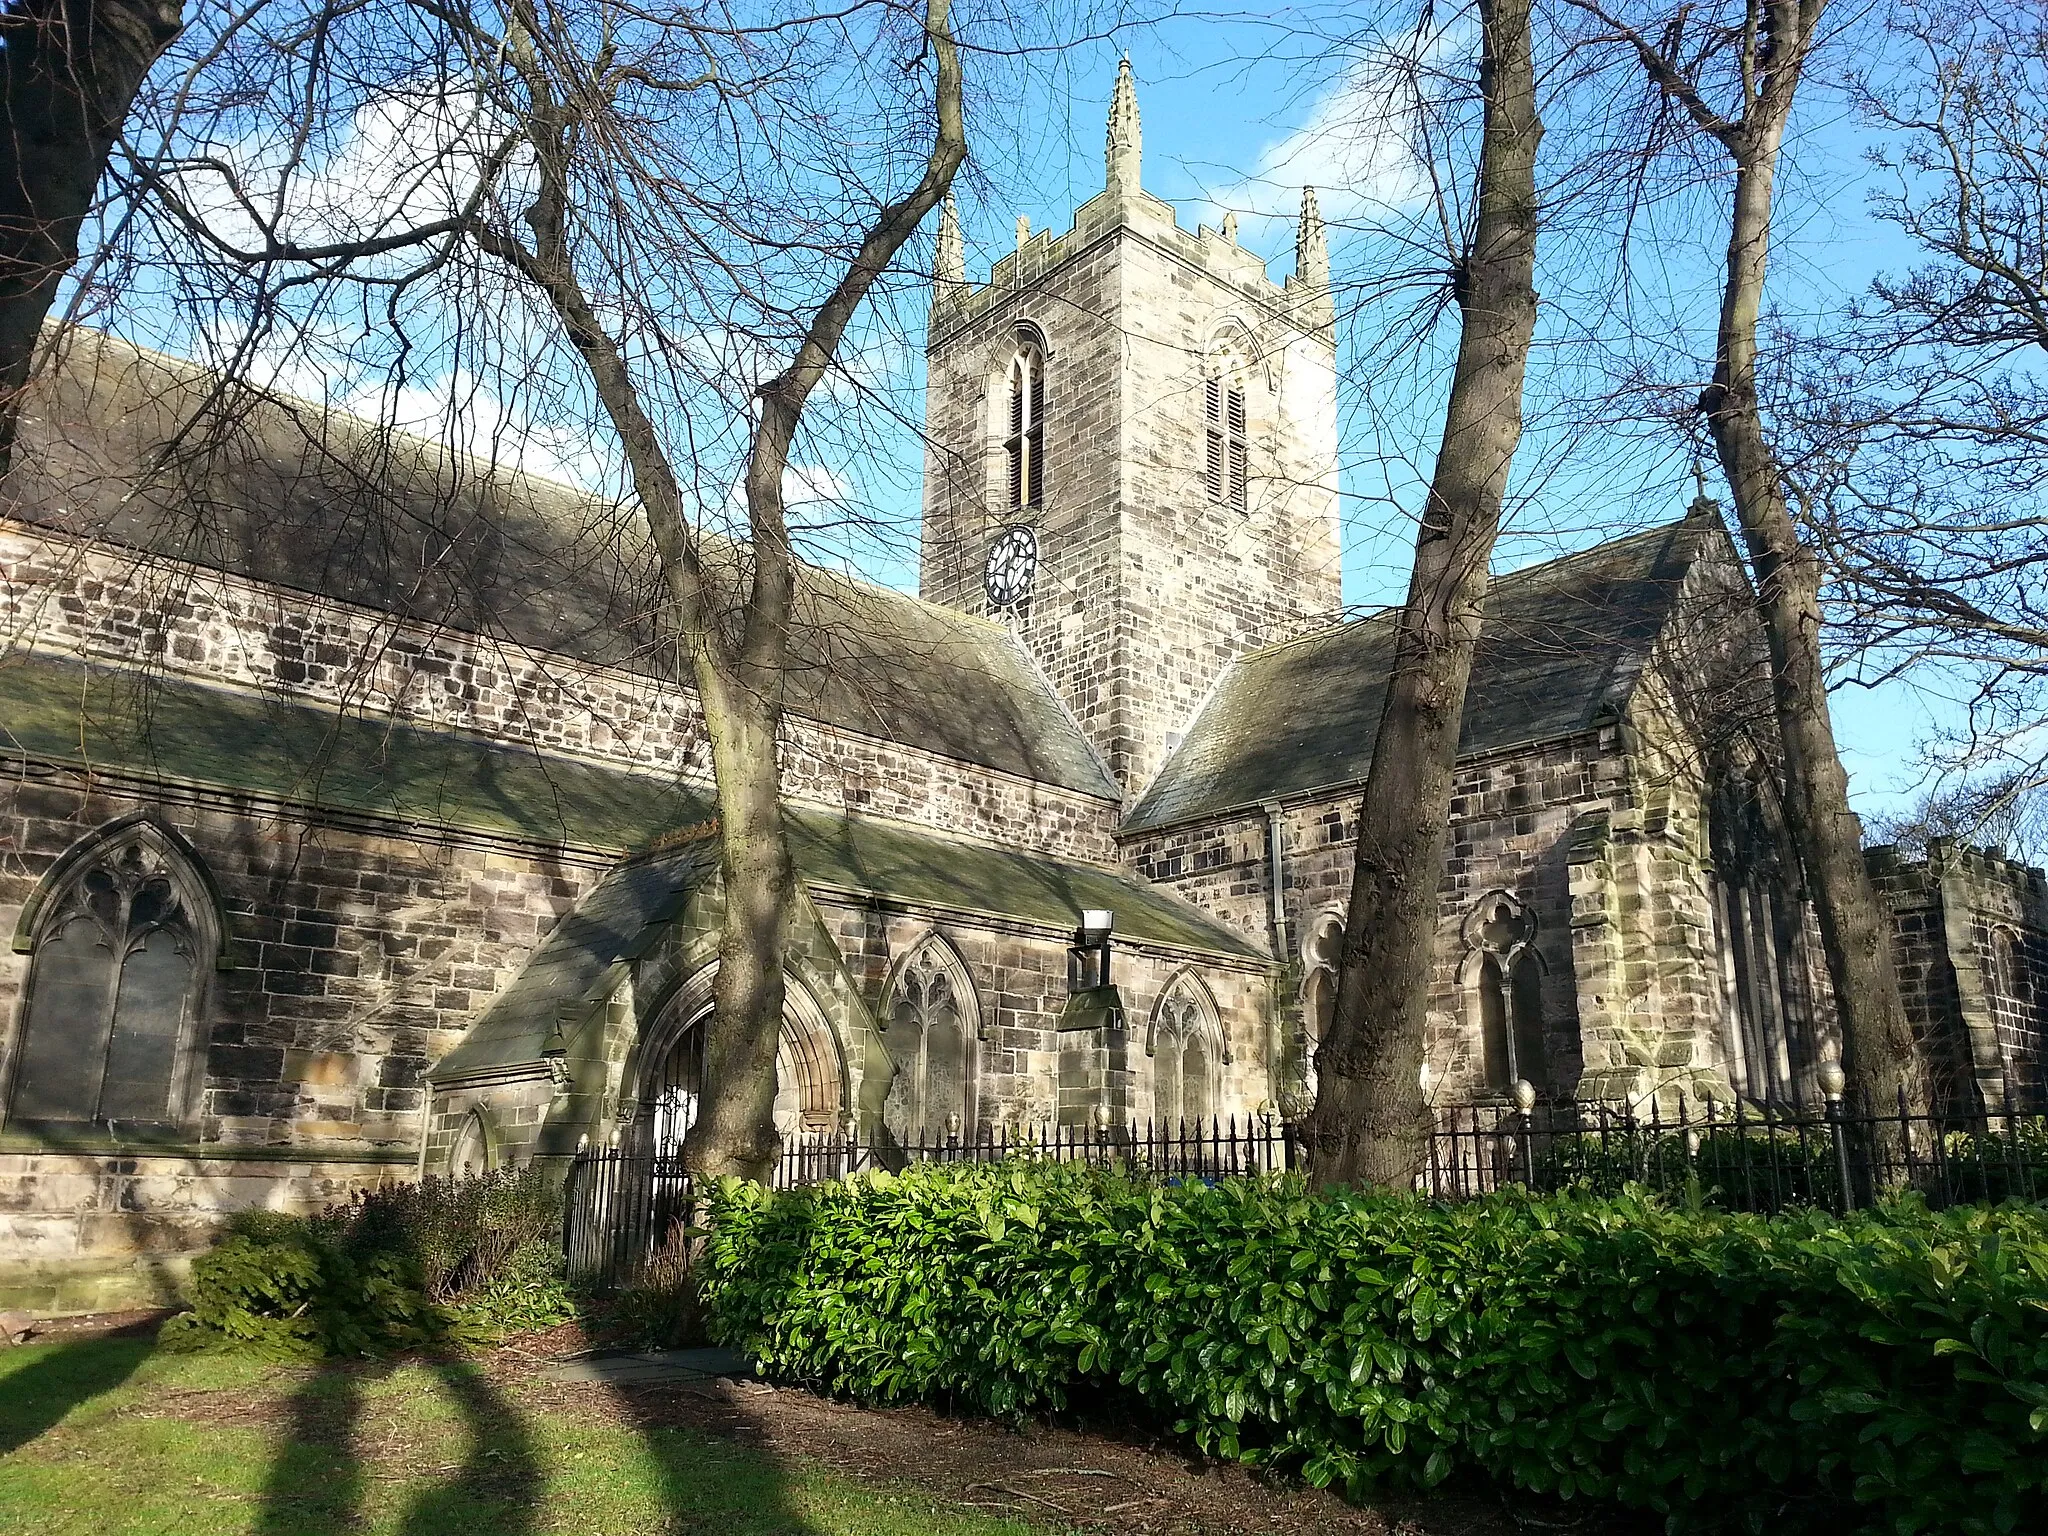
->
xmin=919 ymin=61 xmax=1342 ymax=801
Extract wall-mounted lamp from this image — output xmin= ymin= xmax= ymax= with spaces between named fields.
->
xmin=1069 ymin=908 xmax=1115 ymax=990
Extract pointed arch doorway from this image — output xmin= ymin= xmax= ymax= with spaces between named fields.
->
xmin=631 ymin=966 xmax=847 ymax=1156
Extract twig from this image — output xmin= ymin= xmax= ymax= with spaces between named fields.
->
xmin=964 ymin=1482 xmax=1072 ymax=1514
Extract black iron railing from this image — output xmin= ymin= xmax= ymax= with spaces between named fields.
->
xmin=561 ymin=1097 xmax=2048 ymax=1285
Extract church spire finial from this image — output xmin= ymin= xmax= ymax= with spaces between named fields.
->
xmin=1296 ymin=185 xmax=1329 ymax=288
xmin=933 ymin=194 xmax=964 ymax=304
xmin=1106 ymin=56 xmax=1141 ymax=199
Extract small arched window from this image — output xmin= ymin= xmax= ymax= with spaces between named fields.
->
xmin=8 ymin=819 xmax=218 ymax=1128
xmin=451 ymin=1107 xmax=494 ymax=1178
xmin=1150 ymin=973 xmax=1225 ymax=1127
xmin=1462 ymin=890 xmax=1545 ymax=1098
xmin=882 ymin=937 xmax=979 ymax=1138
xmin=1006 ymin=326 xmax=1047 ymax=512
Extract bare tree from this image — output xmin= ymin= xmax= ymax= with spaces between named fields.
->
xmin=1568 ymin=0 xmax=1929 ymax=1120
xmin=19 ymin=0 xmax=975 ymax=1182
xmin=463 ymin=0 xmax=965 ymax=1180
xmin=0 ymin=0 xmax=184 ymax=469
xmin=1306 ymin=0 xmax=1544 ymax=1189
xmin=1787 ymin=0 xmax=2048 ymax=860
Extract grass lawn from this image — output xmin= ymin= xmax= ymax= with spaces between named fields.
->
xmin=0 ymin=1333 xmax=1042 ymax=1536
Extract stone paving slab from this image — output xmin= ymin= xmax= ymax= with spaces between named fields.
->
xmin=540 ymin=1346 xmax=756 ymax=1386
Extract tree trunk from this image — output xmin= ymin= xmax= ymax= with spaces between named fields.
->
xmin=1703 ymin=126 xmax=1930 ymax=1124
xmin=1305 ymin=0 xmax=1542 ymax=1189
xmin=0 ymin=0 xmax=183 ymax=470
xmin=478 ymin=0 xmax=963 ymax=1182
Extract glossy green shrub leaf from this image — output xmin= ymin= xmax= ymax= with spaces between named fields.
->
xmin=699 ymin=1164 xmax=2048 ymax=1535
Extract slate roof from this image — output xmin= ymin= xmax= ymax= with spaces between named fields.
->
xmin=1123 ymin=514 xmax=1710 ymax=833
xmin=0 ymin=331 xmax=1113 ymax=798
xmin=0 ymin=652 xmax=1252 ymax=957
xmin=430 ymin=844 xmax=713 ymax=1081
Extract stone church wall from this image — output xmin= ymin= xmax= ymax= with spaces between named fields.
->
xmin=1870 ymin=840 xmax=2048 ymax=1113
xmin=0 ymin=765 xmax=600 ymax=1151
xmin=0 ymin=522 xmax=1119 ymax=860
xmin=819 ymin=900 xmax=1272 ymax=1135
xmin=1119 ymin=703 xmax=1798 ymax=1115
xmin=0 ymin=763 xmax=603 ymax=1307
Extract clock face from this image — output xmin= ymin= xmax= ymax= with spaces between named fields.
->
xmin=983 ymin=525 xmax=1039 ymax=608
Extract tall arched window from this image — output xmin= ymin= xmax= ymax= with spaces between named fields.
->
xmin=1477 ymin=952 xmax=1546 ymax=1096
xmin=1150 ymin=972 xmax=1226 ymax=1127
xmin=7 ymin=818 xmax=218 ymax=1128
xmin=882 ymin=936 xmax=980 ymax=1137
xmin=1006 ymin=327 xmax=1047 ymax=512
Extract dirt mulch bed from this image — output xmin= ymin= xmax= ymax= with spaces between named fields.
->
xmin=490 ymin=1323 xmax=1646 ymax=1536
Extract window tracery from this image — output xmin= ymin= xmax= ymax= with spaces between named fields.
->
xmin=882 ymin=937 xmax=978 ymax=1137
xmin=8 ymin=820 xmax=216 ymax=1128
xmin=1149 ymin=972 xmax=1225 ymax=1126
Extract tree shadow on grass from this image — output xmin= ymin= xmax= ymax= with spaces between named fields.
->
xmin=600 ymin=1375 xmax=897 ymax=1536
xmin=0 ymin=1332 xmax=151 ymax=1456
xmin=253 ymin=1360 xmax=384 ymax=1536
xmin=254 ymin=1355 xmax=544 ymax=1536
xmin=396 ymin=1359 xmax=541 ymax=1536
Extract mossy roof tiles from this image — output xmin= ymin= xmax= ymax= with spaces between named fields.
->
xmin=0 ymin=652 xmax=1251 ymax=957
xmin=1124 ymin=515 xmax=1706 ymax=833
xmin=1 ymin=331 xmax=1114 ymax=798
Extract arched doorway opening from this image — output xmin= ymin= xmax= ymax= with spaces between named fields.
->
xmin=634 ymin=970 xmax=846 ymax=1155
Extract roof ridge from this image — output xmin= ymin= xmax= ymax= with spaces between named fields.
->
xmin=1227 ymin=512 xmax=1698 ymax=667
xmin=54 ymin=327 xmax=1013 ymax=641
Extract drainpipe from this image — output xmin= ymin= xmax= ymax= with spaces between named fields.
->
xmin=1262 ymin=801 xmax=1293 ymax=1104
xmin=1262 ymin=801 xmax=1291 ymax=960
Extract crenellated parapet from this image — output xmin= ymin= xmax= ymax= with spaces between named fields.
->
xmin=928 ymin=62 xmax=1334 ymax=349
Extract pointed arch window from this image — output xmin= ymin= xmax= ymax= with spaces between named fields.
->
xmin=1204 ymin=375 xmax=1247 ymax=511
xmin=7 ymin=820 xmax=218 ymax=1129
xmin=451 ymin=1107 xmax=494 ymax=1178
xmin=1006 ymin=327 xmax=1047 ymax=512
xmin=1150 ymin=974 xmax=1225 ymax=1127
xmin=882 ymin=937 xmax=980 ymax=1138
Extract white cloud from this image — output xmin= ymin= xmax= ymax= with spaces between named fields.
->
xmin=173 ymin=88 xmax=514 ymax=267
xmin=1197 ymin=27 xmax=1473 ymax=237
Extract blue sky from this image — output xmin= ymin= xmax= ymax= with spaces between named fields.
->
xmin=99 ymin=3 xmax=1955 ymax=822
xmin=911 ymin=12 xmax=1953 ymax=821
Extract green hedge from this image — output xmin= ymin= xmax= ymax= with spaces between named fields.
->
xmin=163 ymin=1167 xmax=576 ymax=1358
xmin=701 ymin=1164 xmax=2048 ymax=1535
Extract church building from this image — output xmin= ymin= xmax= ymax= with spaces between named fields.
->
xmin=0 ymin=64 xmax=2040 ymax=1311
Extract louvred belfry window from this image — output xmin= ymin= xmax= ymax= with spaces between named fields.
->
xmin=1006 ymin=340 xmax=1046 ymax=511
xmin=1205 ymin=377 xmax=1247 ymax=511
